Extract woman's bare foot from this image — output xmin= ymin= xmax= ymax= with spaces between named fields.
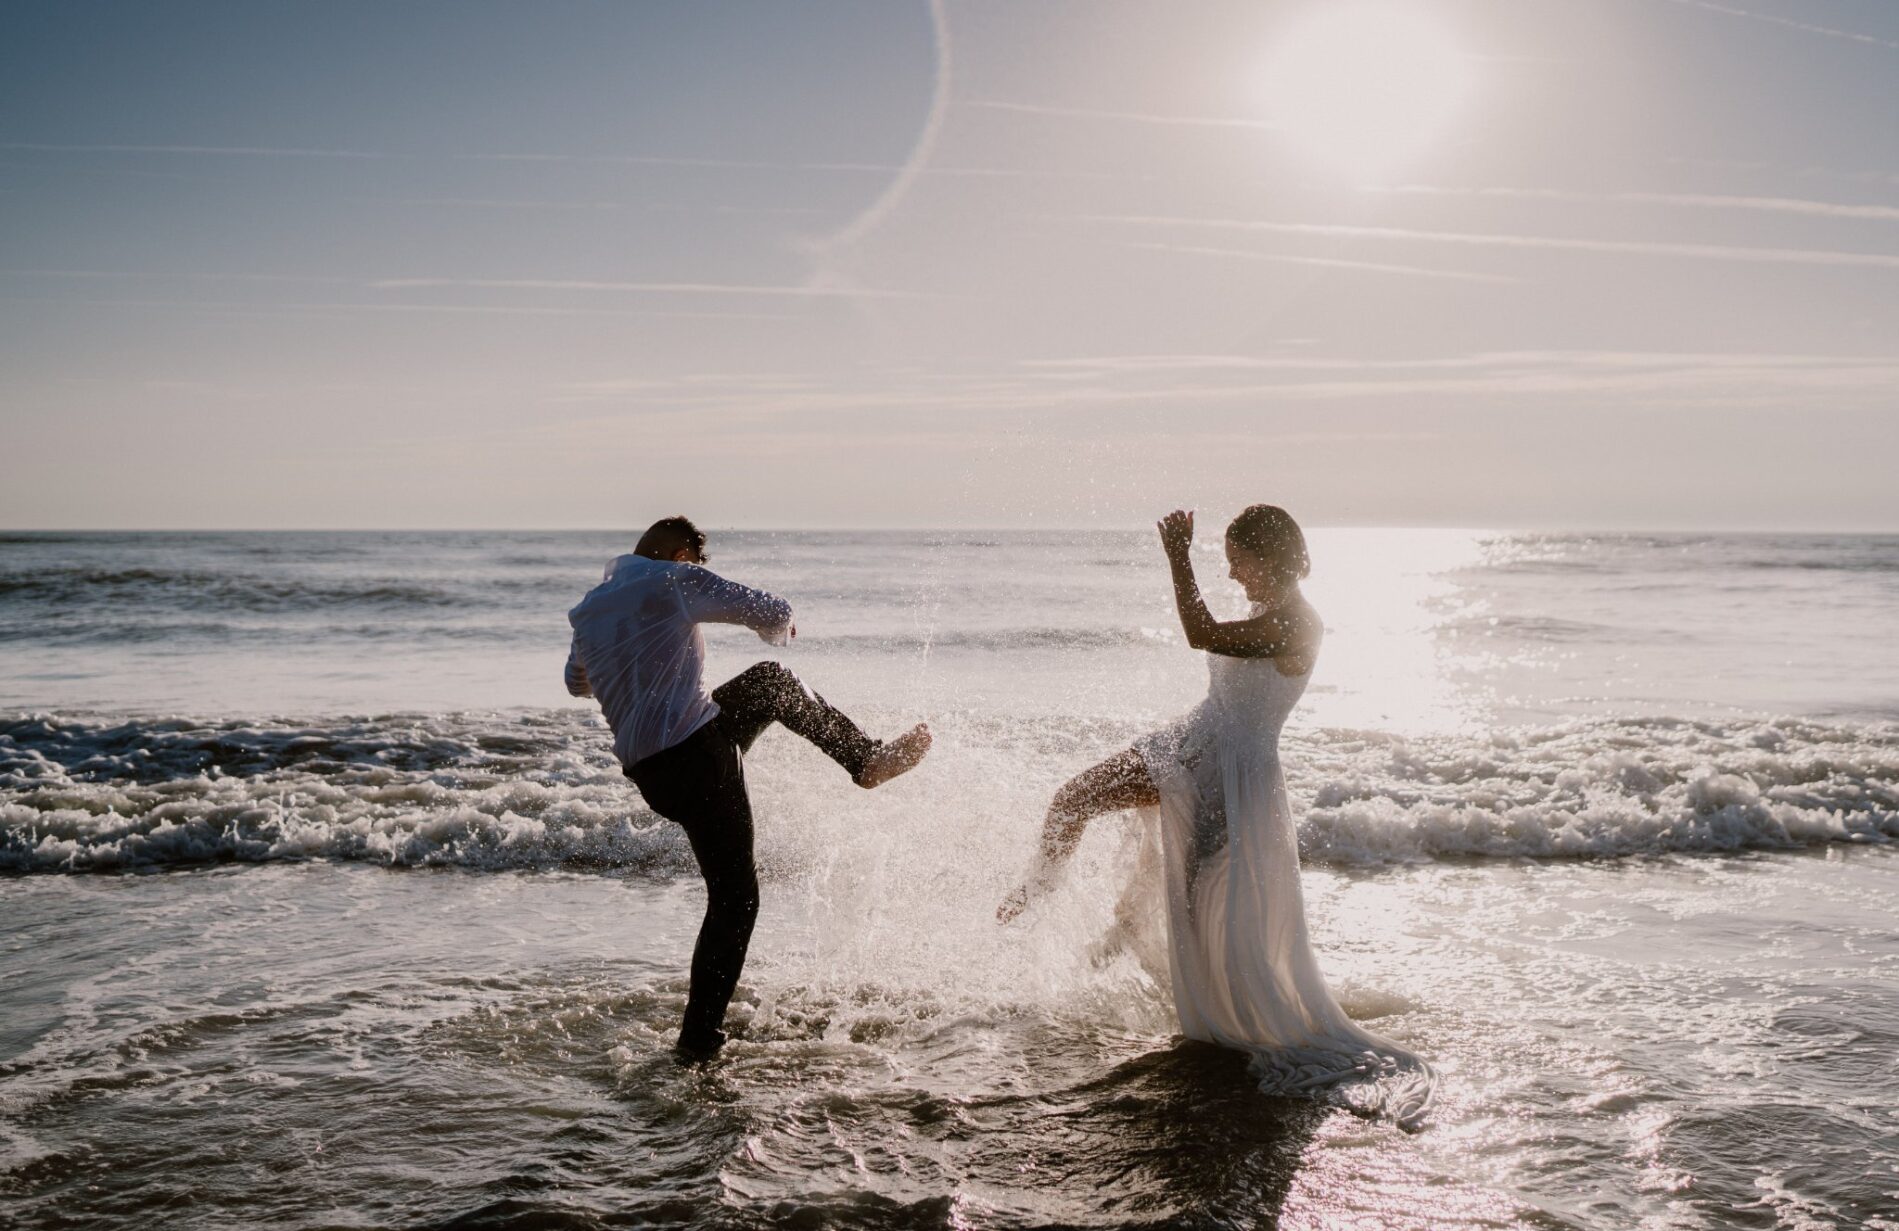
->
xmin=855 ymin=723 xmax=931 ymax=788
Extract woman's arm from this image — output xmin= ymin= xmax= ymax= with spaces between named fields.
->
xmin=1158 ymin=510 xmax=1309 ymax=659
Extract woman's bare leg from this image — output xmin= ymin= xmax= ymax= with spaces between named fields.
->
xmin=1041 ymin=748 xmax=1160 ymax=861
xmin=998 ymin=748 xmax=1159 ymax=921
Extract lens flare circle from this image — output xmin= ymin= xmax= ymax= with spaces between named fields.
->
xmin=1257 ymin=2 xmax=1473 ymax=181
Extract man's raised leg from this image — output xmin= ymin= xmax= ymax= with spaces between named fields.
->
xmin=711 ymin=661 xmax=929 ymax=787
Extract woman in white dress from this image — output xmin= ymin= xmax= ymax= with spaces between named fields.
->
xmin=1000 ymin=506 xmax=1434 ymax=1129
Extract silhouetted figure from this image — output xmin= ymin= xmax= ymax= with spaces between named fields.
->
xmin=1000 ymin=506 xmax=1434 ymax=1127
xmin=567 ymin=516 xmax=930 ymax=1059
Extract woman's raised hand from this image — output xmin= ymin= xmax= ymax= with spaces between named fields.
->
xmin=1157 ymin=509 xmax=1195 ymax=557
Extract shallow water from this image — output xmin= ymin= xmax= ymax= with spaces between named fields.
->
xmin=5 ymin=850 xmax=1894 ymax=1229
xmin=3 ymin=530 xmax=1897 ymax=1228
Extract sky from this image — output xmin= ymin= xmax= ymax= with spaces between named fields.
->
xmin=2 ymin=0 xmax=1896 ymax=530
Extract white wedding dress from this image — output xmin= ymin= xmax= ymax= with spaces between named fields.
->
xmin=1126 ymin=613 xmax=1435 ymax=1128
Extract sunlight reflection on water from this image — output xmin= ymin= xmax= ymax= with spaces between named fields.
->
xmin=1299 ymin=528 xmax=1492 ymax=735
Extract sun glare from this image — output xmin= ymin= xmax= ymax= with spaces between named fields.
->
xmin=1257 ymin=2 xmax=1474 ymax=181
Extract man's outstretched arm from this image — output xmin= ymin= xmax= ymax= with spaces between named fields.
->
xmin=679 ymin=567 xmax=795 ymax=645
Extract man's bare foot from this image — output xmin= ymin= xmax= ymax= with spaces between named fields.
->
xmin=856 ymin=723 xmax=931 ymax=788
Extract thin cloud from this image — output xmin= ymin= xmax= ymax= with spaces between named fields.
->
xmin=1 ymin=268 xmax=916 ymax=301
xmin=551 ymin=364 xmax=1899 ymax=412
xmin=17 ymin=163 xmax=201 ymax=183
xmin=1596 ymin=190 xmax=1899 ymax=223
xmin=0 ymin=141 xmax=393 ymax=159
xmin=1378 ymin=184 xmax=1899 ymax=222
xmin=1656 ymin=0 xmax=1899 ymax=51
xmin=458 ymin=152 xmax=795 ymax=170
xmin=12 ymin=143 xmax=859 ymax=174
xmin=564 ymin=374 xmax=828 ymax=396
xmin=1659 ymin=155 xmax=1899 ymax=190
xmin=1019 ymin=350 xmax=1898 ymax=374
xmin=5 ymin=139 xmax=1068 ymax=184
xmin=371 ymin=277 xmax=923 ymax=298
xmin=963 ymin=99 xmax=1277 ymax=131
xmin=807 ymin=160 xmax=1131 ymax=182
xmin=340 ymin=301 xmax=798 ymax=320
xmin=1079 ymin=214 xmax=1899 ymax=271
xmin=460 ymin=149 xmax=1080 ymax=182
xmin=705 ymin=204 xmax=831 ymax=216
xmin=546 ymin=351 xmax=1899 ymax=414
xmin=353 ymin=196 xmax=627 ymax=212
xmin=0 ymin=295 xmax=797 ymax=321
xmin=1123 ymin=240 xmax=1518 ymax=284
xmin=1793 ymin=165 xmax=1899 ymax=189
xmin=349 ymin=196 xmax=830 ymax=217
xmin=2 ymin=268 xmax=358 ymax=286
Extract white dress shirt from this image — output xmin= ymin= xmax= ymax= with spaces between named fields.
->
xmin=566 ymin=554 xmax=792 ymax=768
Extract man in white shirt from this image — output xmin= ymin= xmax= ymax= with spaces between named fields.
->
xmin=566 ymin=516 xmax=930 ymax=1059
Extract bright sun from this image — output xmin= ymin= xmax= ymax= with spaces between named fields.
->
xmin=1256 ymin=1 xmax=1474 ymax=182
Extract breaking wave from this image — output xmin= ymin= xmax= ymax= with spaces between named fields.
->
xmin=1293 ymin=716 xmax=1899 ymax=863
xmin=3 ymin=710 xmax=1894 ymax=874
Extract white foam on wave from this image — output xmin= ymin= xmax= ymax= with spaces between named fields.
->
xmin=1 ymin=711 xmax=1894 ymax=875
xmin=1290 ymin=717 xmax=1899 ymax=864
xmin=0 ymin=711 xmax=698 ymax=873
xmin=0 ymin=778 xmax=695 ymax=873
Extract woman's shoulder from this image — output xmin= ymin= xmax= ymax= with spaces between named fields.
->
xmin=1297 ymin=595 xmax=1323 ymax=639
xmin=1269 ymin=595 xmax=1321 ymax=676
xmin=1245 ymin=595 xmax=1322 ymax=639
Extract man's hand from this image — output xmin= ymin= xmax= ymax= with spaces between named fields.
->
xmin=1157 ymin=509 xmax=1195 ymax=558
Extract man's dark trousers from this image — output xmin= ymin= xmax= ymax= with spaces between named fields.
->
xmin=627 ymin=661 xmax=877 ymax=1051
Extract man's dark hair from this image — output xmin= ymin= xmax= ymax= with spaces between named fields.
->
xmin=1226 ymin=504 xmax=1310 ymax=583
xmin=635 ymin=515 xmax=707 ymax=561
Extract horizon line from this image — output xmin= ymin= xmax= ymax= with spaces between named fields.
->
xmin=4 ymin=524 xmax=1896 ymax=536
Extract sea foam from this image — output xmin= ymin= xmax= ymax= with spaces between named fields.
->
xmin=3 ymin=710 xmax=1893 ymax=874
xmin=1293 ymin=717 xmax=1899 ymax=863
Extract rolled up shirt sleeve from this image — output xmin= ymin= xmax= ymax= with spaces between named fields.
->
xmin=564 ymin=638 xmax=593 ymax=697
xmin=679 ymin=567 xmax=794 ymax=646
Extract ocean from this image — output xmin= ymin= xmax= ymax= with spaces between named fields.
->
xmin=2 ymin=528 xmax=1896 ymax=1229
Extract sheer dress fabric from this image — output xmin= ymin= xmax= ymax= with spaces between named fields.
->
xmin=1129 ymin=615 xmax=1435 ymax=1128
